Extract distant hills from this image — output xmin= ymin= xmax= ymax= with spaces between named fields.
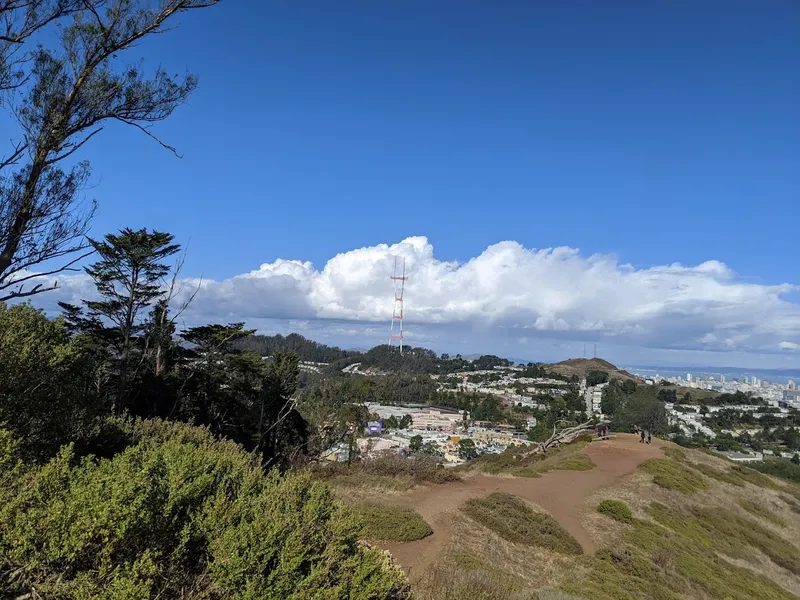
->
xmin=546 ymin=358 xmax=641 ymax=382
xmin=236 ymin=333 xmax=647 ymax=382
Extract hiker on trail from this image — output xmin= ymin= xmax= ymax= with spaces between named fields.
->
xmin=633 ymin=424 xmax=639 ymax=435
xmin=603 ymin=424 xmax=609 ymax=440
xmin=647 ymin=431 xmax=652 ymax=445
xmin=640 ymin=429 xmax=646 ymax=443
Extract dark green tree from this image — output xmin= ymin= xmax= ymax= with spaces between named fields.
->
xmin=457 ymin=438 xmax=478 ymax=460
xmin=409 ymin=435 xmax=423 ymax=452
xmin=83 ymin=228 xmax=179 ymax=412
xmin=600 ymin=384 xmax=623 ymax=416
xmin=586 ymin=370 xmax=609 ymax=386
xmin=613 ymin=394 xmax=668 ymax=434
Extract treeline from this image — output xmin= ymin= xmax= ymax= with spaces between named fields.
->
xmin=236 ymin=331 xmax=528 ymax=376
xmin=234 ymin=332 xmax=358 ymax=363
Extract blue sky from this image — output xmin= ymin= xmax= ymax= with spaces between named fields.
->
xmin=10 ymin=1 xmax=800 ymax=367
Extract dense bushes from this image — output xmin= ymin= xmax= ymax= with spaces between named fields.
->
xmin=0 ymin=420 xmax=410 ymax=600
xmin=0 ymin=303 xmax=105 ymax=460
xmin=597 ymin=500 xmax=633 ymax=524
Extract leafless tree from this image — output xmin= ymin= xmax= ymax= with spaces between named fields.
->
xmin=0 ymin=0 xmax=221 ymax=302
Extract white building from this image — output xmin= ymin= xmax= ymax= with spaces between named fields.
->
xmin=782 ymin=389 xmax=800 ymax=407
xmin=687 ymin=373 xmax=693 ymax=383
xmin=584 ymin=382 xmax=609 ymax=415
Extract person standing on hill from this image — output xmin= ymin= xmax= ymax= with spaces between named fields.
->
xmin=647 ymin=431 xmax=652 ymax=445
xmin=640 ymin=429 xmax=646 ymax=443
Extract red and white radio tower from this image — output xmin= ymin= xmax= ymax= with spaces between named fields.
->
xmin=388 ymin=256 xmax=408 ymax=353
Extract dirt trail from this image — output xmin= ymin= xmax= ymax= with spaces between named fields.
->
xmin=380 ymin=434 xmax=663 ymax=578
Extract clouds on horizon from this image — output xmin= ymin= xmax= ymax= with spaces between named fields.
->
xmin=20 ymin=236 xmax=800 ymax=360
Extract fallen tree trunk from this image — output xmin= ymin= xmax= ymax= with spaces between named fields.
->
xmin=524 ymin=419 xmax=597 ymax=456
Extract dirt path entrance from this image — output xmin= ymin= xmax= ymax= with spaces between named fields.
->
xmin=380 ymin=433 xmax=663 ymax=579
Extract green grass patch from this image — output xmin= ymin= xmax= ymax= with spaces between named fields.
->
xmin=691 ymin=462 xmax=745 ymax=487
xmin=662 ymin=447 xmax=686 ymax=461
xmin=738 ymin=499 xmax=785 ymax=526
xmin=729 ymin=465 xmax=781 ymax=490
xmin=597 ymin=499 xmax=633 ymax=524
xmin=564 ymin=510 xmax=797 ymax=600
xmin=648 ymin=502 xmax=800 ymax=575
xmin=352 ymin=502 xmax=433 ymax=542
xmin=478 ymin=441 xmax=595 ymax=477
xmin=462 ymin=492 xmax=583 ymax=555
xmin=639 ymin=458 xmax=710 ymax=494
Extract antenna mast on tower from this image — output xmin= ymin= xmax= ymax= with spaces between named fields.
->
xmin=389 ymin=256 xmax=408 ymax=353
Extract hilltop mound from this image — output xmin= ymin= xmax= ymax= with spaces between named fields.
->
xmin=548 ymin=358 xmax=641 ymax=382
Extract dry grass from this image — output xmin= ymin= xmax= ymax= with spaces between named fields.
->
xmin=313 ymin=454 xmax=459 ymax=493
xmin=738 ymin=498 xmax=786 ymax=526
xmin=648 ymin=502 xmax=800 ymax=576
xmin=462 ymin=493 xmax=583 ymax=555
xmin=691 ymin=462 xmax=746 ymax=487
xmin=412 ymin=510 xmax=582 ymax=600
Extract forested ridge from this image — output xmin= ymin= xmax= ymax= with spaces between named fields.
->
xmin=239 ymin=331 xmax=517 ymax=375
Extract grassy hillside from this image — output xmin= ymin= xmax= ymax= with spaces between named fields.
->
xmin=338 ymin=437 xmax=800 ymax=600
xmin=547 ymin=358 xmax=641 ymax=382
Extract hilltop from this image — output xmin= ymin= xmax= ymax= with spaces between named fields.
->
xmin=547 ymin=357 xmax=641 ymax=383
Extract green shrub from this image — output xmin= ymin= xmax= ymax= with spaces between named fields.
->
xmin=597 ymin=499 xmax=633 ymax=524
xmin=353 ymin=502 xmax=433 ymax=541
xmin=0 ymin=421 xmax=410 ymax=599
xmin=0 ymin=303 xmax=105 ymax=461
xmin=462 ymin=493 xmax=582 ymax=555
xmin=639 ymin=459 xmax=709 ymax=494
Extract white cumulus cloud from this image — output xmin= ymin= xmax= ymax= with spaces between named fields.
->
xmin=15 ymin=236 xmax=800 ymax=357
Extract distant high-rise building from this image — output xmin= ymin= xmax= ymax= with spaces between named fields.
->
xmin=720 ymin=375 xmax=726 ymax=384
xmin=752 ymin=377 xmax=759 ymax=386
xmin=687 ymin=373 xmax=693 ymax=383
xmin=789 ymin=380 xmax=797 ymax=390
xmin=743 ymin=376 xmax=749 ymax=384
